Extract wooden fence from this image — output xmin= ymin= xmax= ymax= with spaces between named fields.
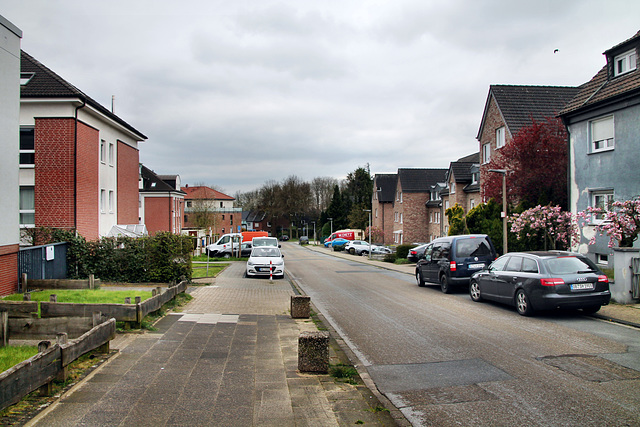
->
xmin=0 ymin=318 xmax=116 ymax=411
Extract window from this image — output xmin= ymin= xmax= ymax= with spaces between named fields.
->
xmin=496 ymin=126 xmax=505 ymax=149
xmin=592 ymin=191 xmax=614 ymax=222
xmin=108 ymin=143 xmax=114 ymax=166
xmin=471 ymin=171 xmax=478 ymax=184
xmin=590 ymin=116 xmax=614 ymax=152
xmin=470 ymin=199 xmax=476 ymax=210
xmin=522 ymin=258 xmax=539 ymax=273
xmin=20 ymin=128 xmax=35 ymax=167
xmin=400 ymin=213 xmax=403 ymax=224
xmin=220 ymin=202 xmax=223 ymax=208
xmin=614 ymin=49 xmax=637 ymax=77
xmin=445 ymin=200 xmax=450 ymax=210
xmin=100 ymin=140 xmax=106 ymax=163
xmin=108 ymin=191 xmax=114 ymax=212
xmin=186 ymin=201 xmax=192 ymax=208
xmin=400 ymin=192 xmax=403 ymax=203
xmin=375 ymin=208 xmax=378 ymax=218
xmin=100 ymin=189 xmax=106 ymax=213
xmin=482 ymin=143 xmax=491 ymax=164
xmin=435 ymin=212 xmax=440 ymax=224
xmin=394 ymin=212 xmax=398 ymax=222
xmin=230 ymin=215 xmax=233 ymax=225
xmin=596 ymin=254 xmax=609 ymax=265
xmin=19 ymin=186 xmax=35 ymax=226
xmin=450 ymin=182 xmax=456 ymax=194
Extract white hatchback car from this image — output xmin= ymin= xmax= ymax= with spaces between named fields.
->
xmin=246 ymin=246 xmax=285 ymax=278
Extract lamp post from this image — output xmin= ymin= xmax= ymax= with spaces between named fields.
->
xmin=328 ymin=217 xmax=333 ymax=236
xmin=363 ymin=209 xmax=372 ymax=259
xmin=311 ymin=221 xmax=316 ymax=245
xmin=488 ymin=169 xmax=508 ymax=255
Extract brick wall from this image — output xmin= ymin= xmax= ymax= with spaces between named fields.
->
xmin=402 ymin=193 xmax=430 ymax=244
xmin=34 ymin=118 xmax=76 ymax=230
xmin=117 ymin=141 xmax=140 ymax=225
xmin=76 ymin=121 xmax=99 ymax=239
xmin=145 ymin=196 xmax=171 ymax=236
xmin=0 ymin=245 xmax=19 ymax=296
xmin=479 ymin=96 xmax=509 ymax=200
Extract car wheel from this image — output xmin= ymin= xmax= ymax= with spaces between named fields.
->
xmin=440 ymin=275 xmax=451 ymax=294
xmin=416 ymin=271 xmax=425 ymax=287
xmin=469 ymin=280 xmax=482 ymax=302
xmin=581 ymin=305 xmax=601 ymax=315
xmin=515 ymin=289 xmax=534 ymax=316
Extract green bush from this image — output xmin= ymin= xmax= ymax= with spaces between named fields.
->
xmin=395 ymin=244 xmax=415 ymax=259
xmin=34 ymin=228 xmax=192 ymax=283
xmin=383 ymin=253 xmax=397 ymax=263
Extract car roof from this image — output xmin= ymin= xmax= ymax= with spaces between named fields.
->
xmin=502 ymin=251 xmax=585 ymax=259
xmin=431 ymin=234 xmax=488 ymax=243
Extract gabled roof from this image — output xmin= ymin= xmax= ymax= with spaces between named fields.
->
xmin=140 ymin=165 xmax=185 ymax=193
xmin=477 ymin=85 xmax=579 ymax=139
xmin=181 ymin=186 xmax=234 ymax=201
xmin=246 ymin=211 xmax=267 ymax=222
xmin=560 ymin=30 xmax=640 ymax=116
xmin=374 ymin=174 xmax=397 ymax=202
xmin=20 ymin=50 xmax=147 ymax=140
xmin=398 ymin=169 xmax=448 ymax=193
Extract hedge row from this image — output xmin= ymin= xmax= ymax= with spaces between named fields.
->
xmin=31 ymin=228 xmax=193 ymax=283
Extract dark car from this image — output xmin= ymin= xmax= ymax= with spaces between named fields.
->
xmin=218 ymin=241 xmax=252 ymax=258
xmin=469 ymin=251 xmax=611 ymax=316
xmin=407 ymin=243 xmax=428 ymax=263
xmin=415 ymin=235 xmax=497 ymax=293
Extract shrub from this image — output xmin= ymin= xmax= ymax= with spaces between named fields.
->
xmin=395 ymin=244 xmax=415 ymax=259
xmin=383 ymin=253 xmax=397 ymax=263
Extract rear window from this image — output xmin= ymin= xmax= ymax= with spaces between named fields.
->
xmin=544 ymin=256 xmax=597 ymax=275
xmin=253 ymin=238 xmax=277 ymax=247
xmin=251 ymin=247 xmax=281 ymax=257
xmin=455 ymin=238 xmax=493 ymax=258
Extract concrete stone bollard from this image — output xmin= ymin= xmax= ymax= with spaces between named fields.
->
xmin=290 ymin=295 xmax=311 ymax=319
xmin=298 ymin=331 xmax=330 ymax=373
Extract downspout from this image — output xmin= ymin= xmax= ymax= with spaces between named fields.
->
xmin=73 ymin=98 xmax=87 ymax=232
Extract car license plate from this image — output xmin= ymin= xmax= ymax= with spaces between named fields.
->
xmin=468 ymin=263 xmax=484 ymax=269
xmin=571 ymin=283 xmax=594 ymax=290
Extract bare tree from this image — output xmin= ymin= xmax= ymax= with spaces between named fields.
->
xmin=311 ymin=177 xmax=338 ymax=215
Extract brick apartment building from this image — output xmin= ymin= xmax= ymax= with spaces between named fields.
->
xmin=440 ymin=153 xmax=481 ymax=234
xmin=19 ymin=51 xmax=147 ymax=241
xmin=373 ymin=169 xmax=447 ymax=245
xmin=0 ymin=16 xmax=21 ymax=295
xmin=476 ymin=85 xmax=579 ymax=201
xmin=139 ymin=165 xmax=185 ymax=236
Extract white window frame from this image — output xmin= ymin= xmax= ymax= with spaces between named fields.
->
xmin=400 ymin=213 xmax=403 ymax=224
xmin=108 ymin=142 xmax=114 ymax=166
xmin=482 ymin=143 xmax=491 ymax=164
xmin=435 ymin=212 xmax=440 ymax=224
xmin=100 ymin=140 xmax=106 ymax=163
xmin=614 ymin=49 xmax=637 ymax=77
xmin=496 ymin=126 xmax=506 ymax=149
xmin=590 ymin=115 xmax=614 ymax=152
xmin=108 ymin=190 xmax=114 ymax=212
xmin=596 ymin=253 xmax=609 ymax=265
xmin=19 ymin=127 xmax=35 ymax=168
xmin=100 ymin=189 xmax=106 ymax=213
xmin=450 ymin=182 xmax=456 ymax=194
xmin=591 ymin=191 xmax=614 ymax=223
xmin=470 ymin=199 xmax=476 ymax=210
xmin=19 ymin=186 xmax=35 ymax=227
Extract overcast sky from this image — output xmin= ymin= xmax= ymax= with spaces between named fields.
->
xmin=4 ymin=1 xmax=639 ymax=195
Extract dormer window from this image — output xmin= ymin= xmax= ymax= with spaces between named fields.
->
xmin=613 ymin=49 xmax=637 ymax=77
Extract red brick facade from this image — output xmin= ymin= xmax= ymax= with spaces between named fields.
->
xmin=0 ymin=245 xmax=19 ymax=296
xmin=394 ymin=188 xmax=431 ymax=245
xmin=372 ymin=199 xmax=394 ymax=245
xmin=145 ymin=197 xmax=171 ymax=235
xmin=478 ymin=96 xmax=509 ymax=201
xmin=76 ymin=121 xmax=99 ymax=239
xmin=117 ymin=141 xmax=140 ymax=225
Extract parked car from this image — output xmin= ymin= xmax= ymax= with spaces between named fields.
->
xmin=331 ymin=238 xmax=349 ymax=251
xmin=371 ymin=245 xmax=392 ymax=255
xmin=299 ymin=236 xmax=309 ymax=245
xmin=279 ymin=235 xmax=290 ymax=241
xmin=215 ymin=241 xmax=252 ymax=258
xmin=246 ymin=246 xmax=285 ymax=278
xmin=325 ymin=237 xmax=348 ymax=248
xmin=407 ymin=243 xmax=429 ymax=263
xmin=415 ymin=234 xmax=498 ymax=293
xmin=469 ymin=251 xmax=611 ymax=316
xmin=252 ymin=236 xmax=280 ymax=248
xmin=345 ymin=240 xmax=369 ymax=255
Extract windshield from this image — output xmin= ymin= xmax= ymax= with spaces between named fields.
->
xmin=456 ymin=238 xmax=492 ymax=257
xmin=544 ymin=256 xmax=597 ymax=275
xmin=251 ymin=247 xmax=281 ymax=257
xmin=253 ymin=238 xmax=277 ymax=247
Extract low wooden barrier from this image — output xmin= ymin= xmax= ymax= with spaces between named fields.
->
xmin=0 ymin=301 xmax=38 ymax=318
xmin=0 ymin=318 xmax=116 ymax=411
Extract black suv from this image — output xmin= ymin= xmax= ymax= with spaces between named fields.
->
xmin=415 ymin=234 xmax=497 ymax=293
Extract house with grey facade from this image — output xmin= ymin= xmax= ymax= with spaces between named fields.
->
xmin=559 ymin=29 xmax=640 ymax=267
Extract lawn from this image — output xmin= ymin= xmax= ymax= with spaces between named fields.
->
xmin=0 ymin=346 xmax=38 ymax=373
xmin=192 ymin=264 xmax=228 ymax=278
xmin=192 ymin=254 xmax=247 ymax=262
xmin=2 ymin=289 xmax=153 ymax=304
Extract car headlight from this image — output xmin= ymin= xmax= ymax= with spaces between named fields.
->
xmin=247 ymin=261 xmax=254 ymax=266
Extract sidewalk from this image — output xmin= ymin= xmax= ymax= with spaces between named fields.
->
xmin=27 ymin=262 xmax=400 ymax=427
xmin=304 ymin=244 xmax=640 ymax=328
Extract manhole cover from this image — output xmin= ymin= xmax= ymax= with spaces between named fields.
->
xmin=537 ymin=354 xmax=640 ymax=382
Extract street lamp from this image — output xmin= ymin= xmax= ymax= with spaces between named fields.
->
xmin=488 ymin=169 xmax=508 ymax=255
xmin=363 ymin=209 xmax=372 ymax=259
xmin=311 ymin=221 xmax=316 ymax=245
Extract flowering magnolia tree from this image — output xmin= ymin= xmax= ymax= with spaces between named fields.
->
xmin=364 ymin=225 xmax=385 ymax=244
xmin=509 ymin=205 xmax=579 ymax=250
xmin=576 ymin=198 xmax=640 ymax=248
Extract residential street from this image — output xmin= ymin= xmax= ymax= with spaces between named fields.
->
xmin=286 ymin=243 xmax=640 ymax=426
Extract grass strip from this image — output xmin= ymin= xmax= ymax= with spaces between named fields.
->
xmin=2 ymin=289 xmax=153 ymax=304
xmin=0 ymin=346 xmax=39 ymax=374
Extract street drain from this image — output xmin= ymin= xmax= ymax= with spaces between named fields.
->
xmin=538 ymin=354 xmax=640 ymax=382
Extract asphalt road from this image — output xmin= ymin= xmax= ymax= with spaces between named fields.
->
xmin=283 ymin=243 xmax=640 ymax=426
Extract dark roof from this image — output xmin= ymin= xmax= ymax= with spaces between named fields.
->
xmin=140 ymin=165 xmax=184 ymax=193
xmin=478 ymin=85 xmax=579 ymax=139
xmin=246 ymin=211 xmax=266 ymax=222
xmin=398 ymin=169 xmax=447 ymax=193
xmin=457 ymin=152 xmax=480 ymax=163
xmin=20 ymin=50 xmax=147 ymax=140
xmin=374 ymin=174 xmax=397 ymax=202
xmin=560 ymin=30 xmax=640 ymax=116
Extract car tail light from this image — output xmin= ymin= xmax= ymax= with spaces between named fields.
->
xmin=449 ymin=261 xmax=457 ymax=271
xmin=410 ymin=250 xmax=417 ymax=255
xmin=540 ymin=278 xmax=564 ymax=286
xmin=597 ymin=275 xmax=609 ymax=284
